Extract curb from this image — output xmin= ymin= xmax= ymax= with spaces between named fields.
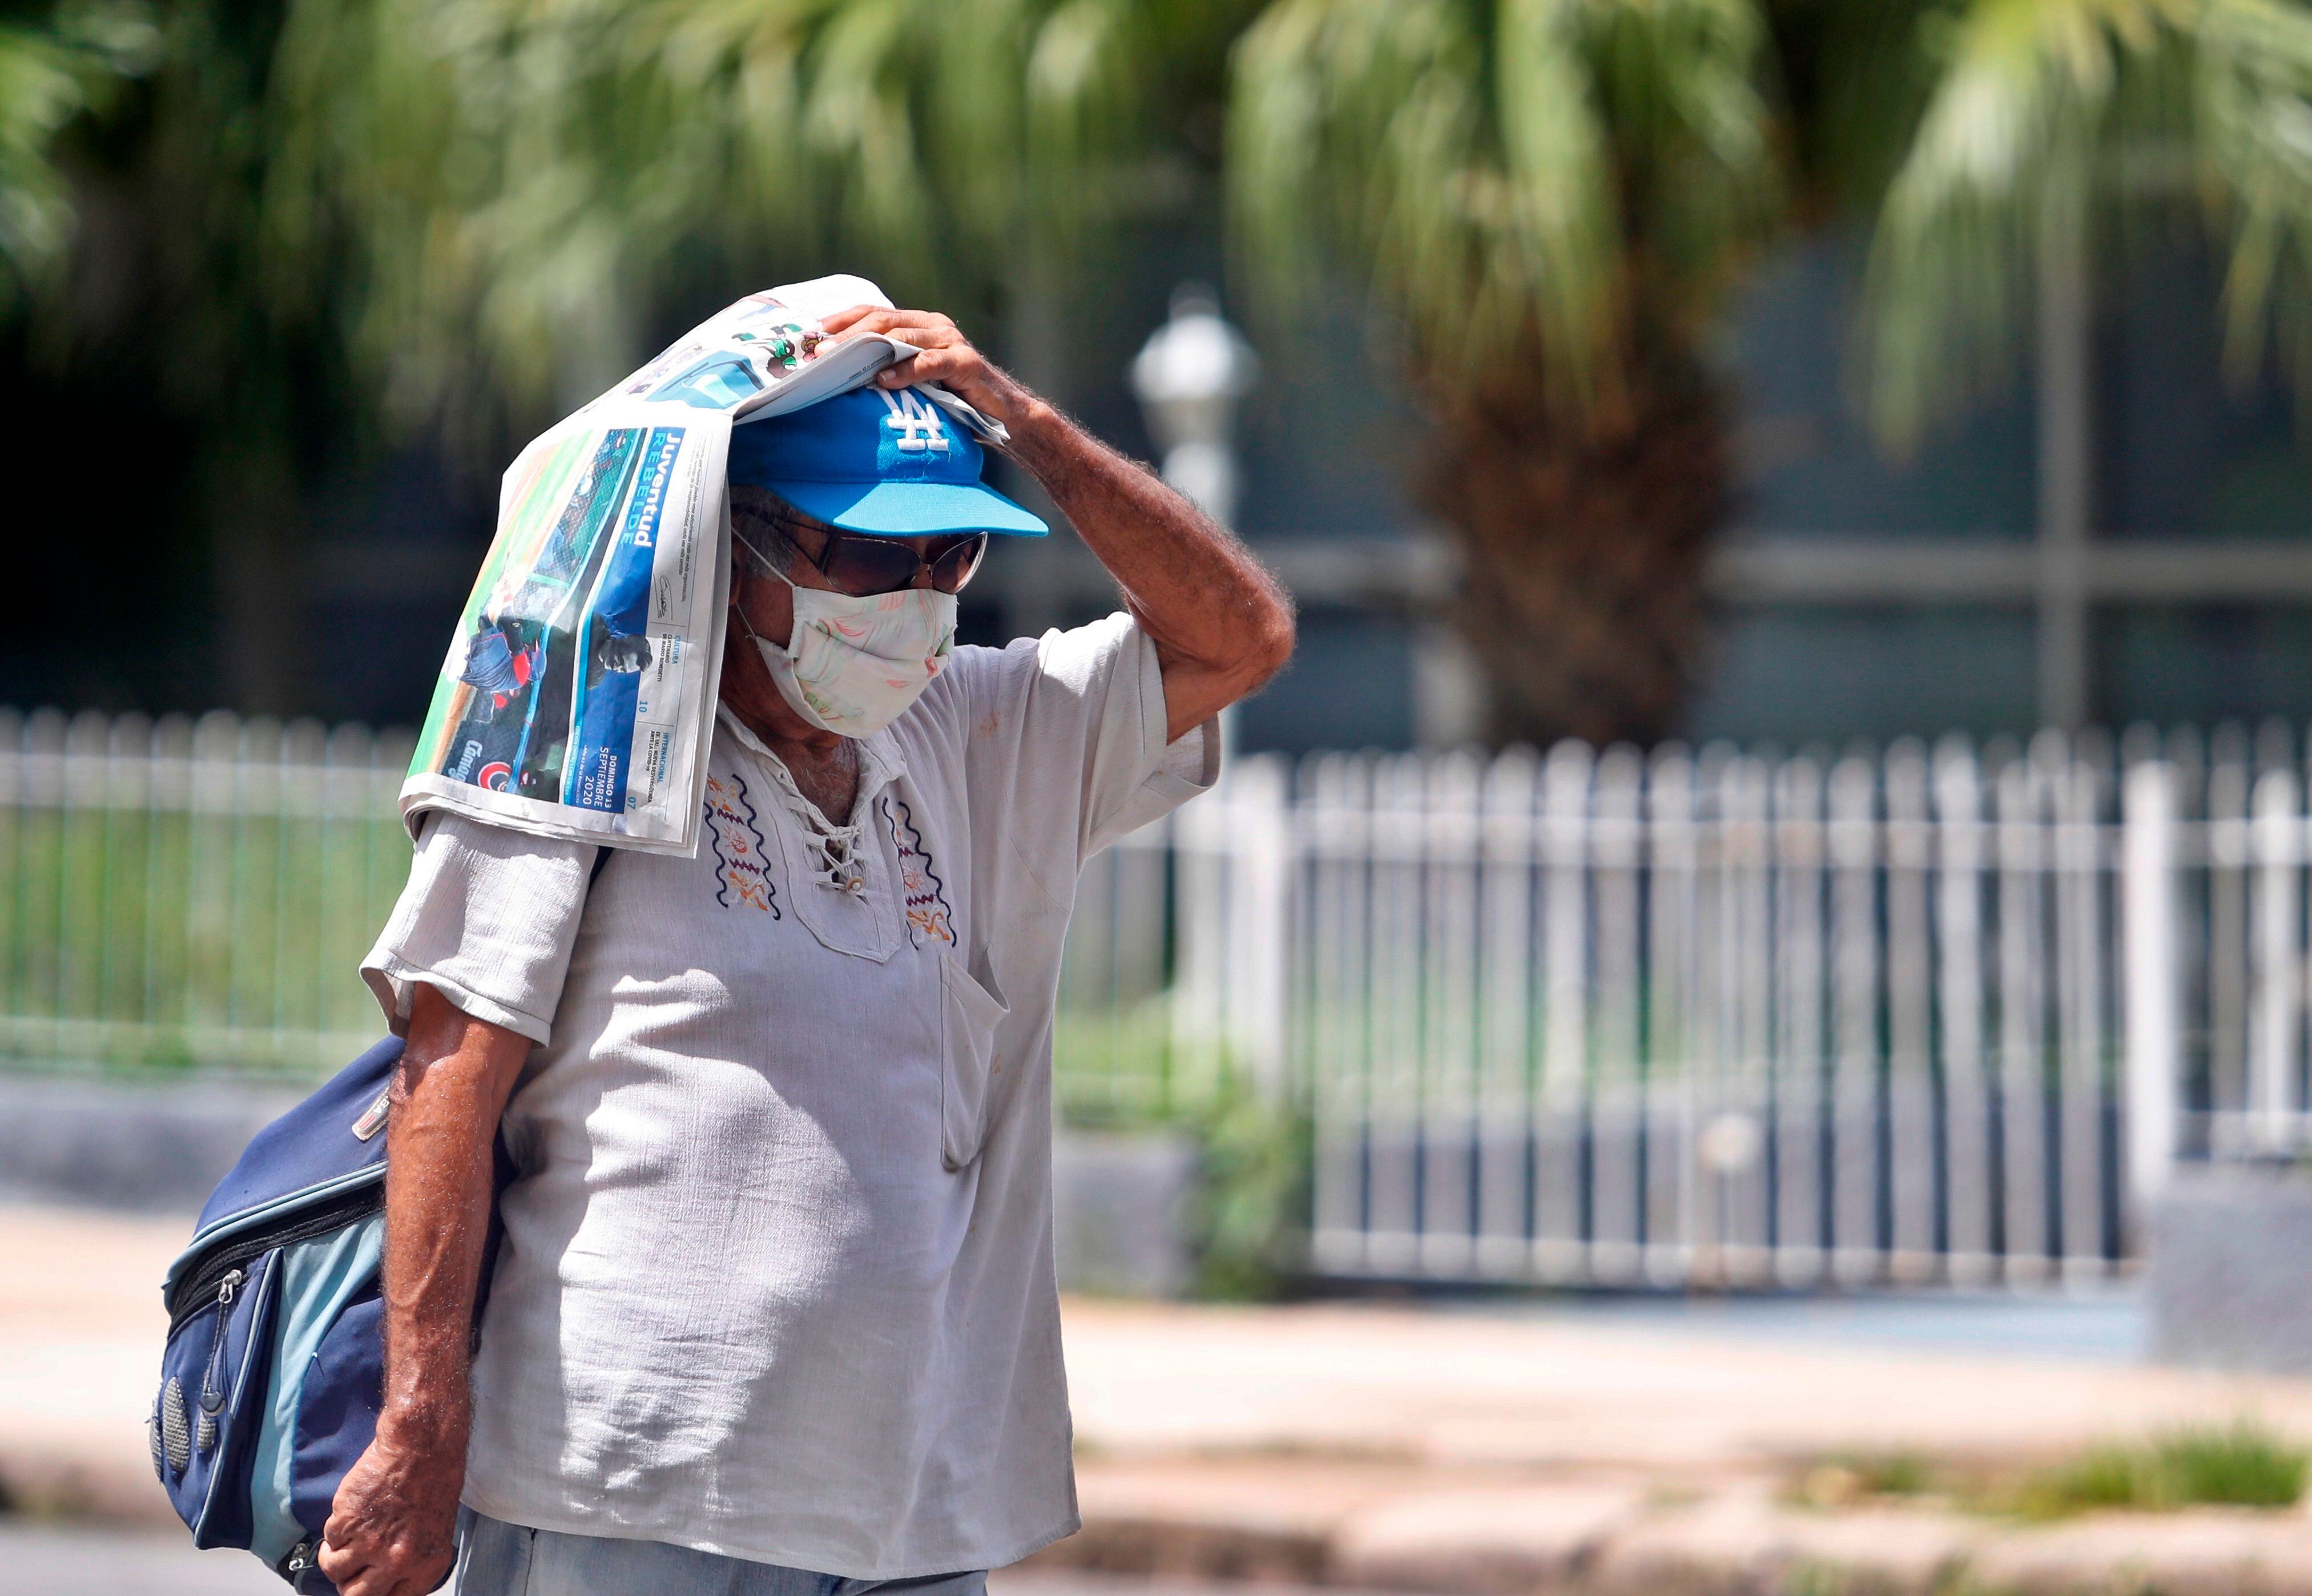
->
xmin=17 ymin=1434 xmax=2312 ymax=1595
xmin=1022 ymin=1473 xmax=2312 ymax=1596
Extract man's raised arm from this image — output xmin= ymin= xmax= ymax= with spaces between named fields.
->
xmin=819 ymin=305 xmax=1297 ymax=739
xmin=320 ymin=984 xmax=529 ymax=1596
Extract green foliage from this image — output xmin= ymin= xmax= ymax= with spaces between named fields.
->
xmin=2161 ymin=1421 xmax=2312 ymax=1506
xmin=261 ymin=0 xmax=1261 ymax=438
xmin=14 ymin=0 xmax=2312 ymax=741
xmin=2005 ymin=1422 xmax=2310 ymax=1517
xmin=2024 ymin=1441 xmax=2153 ymax=1514
xmin=1228 ymin=0 xmax=1779 ymax=416
xmin=0 ymin=719 xmax=414 ymax=1078
xmin=1053 ymin=1010 xmax=1309 ymax=1301
xmin=1785 ymin=1425 xmax=2310 ymax=1524
xmin=1053 ymin=998 xmax=1188 ymax=1126
xmin=2201 ymin=0 xmax=2312 ymax=404
xmin=1179 ymin=1075 xmax=1311 ymax=1301
xmin=1228 ymin=0 xmax=2312 ymax=458
xmin=0 ymin=1 xmax=155 ymax=303
xmin=1862 ymin=0 xmax=2312 ymax=452
xmin=1787 ymin=1450 xmax=1942 ymax=1512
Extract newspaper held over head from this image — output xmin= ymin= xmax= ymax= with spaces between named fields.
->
xmin=400 ymin=274 xmax=994 ymax=857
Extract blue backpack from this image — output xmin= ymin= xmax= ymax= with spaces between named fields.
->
xmin=152 ymin=1036 xmax=516 ymax=1593
xmin=152 ymin=1037 xmax=402 ymax=1590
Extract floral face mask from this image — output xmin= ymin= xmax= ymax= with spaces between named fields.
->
xmin=735 ymin=559 xmax=957 ymax=739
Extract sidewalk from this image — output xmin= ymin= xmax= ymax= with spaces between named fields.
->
xmin=13 ymin=1202 xmax=2312 ymax=1593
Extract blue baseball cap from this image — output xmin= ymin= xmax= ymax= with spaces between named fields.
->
xmin=726 ymin=386 xmax=1048 ymax=538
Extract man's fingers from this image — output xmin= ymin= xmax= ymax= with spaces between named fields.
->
xmin=823 ymin=306 xmax=966 ymax=349
xmin=831 ymin=305 xmax=987 ymax=394
xmin=316 ymin=1533 xmax=369 ymax=1593
xmin=817 ymin=303 xmax=884 ymax=335
xmin=826 ymin=306 xmax=923 ymax=340
xmin=316 ymin=1537 xmax=437 ymax=1596
xmin=896 ymin=348 xmax=970 ymax=386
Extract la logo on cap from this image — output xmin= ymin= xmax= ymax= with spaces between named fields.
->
xmin=880 ymin=390 xmax=950 ymax=454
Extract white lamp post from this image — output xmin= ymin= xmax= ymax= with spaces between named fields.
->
xmin=1130 ymin=284 xmax=1259 ymax=528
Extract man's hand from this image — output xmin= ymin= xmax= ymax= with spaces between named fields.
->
xmin=318 ymin=984 xmax=529 ymax=1596
xmin=820 ymin=303 xmax=1038 ymax=435
xmin=317 ymin=1428 xmax=462 ymax=1596
xmin=817 ymin=303 xmax=1295 ymax=738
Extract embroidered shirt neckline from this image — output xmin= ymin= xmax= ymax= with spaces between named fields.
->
xmin=716 ymin=705 xmax=904 ymax=893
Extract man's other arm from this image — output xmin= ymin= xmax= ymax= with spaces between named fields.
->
xmin=319 ymin=984 xmax=528 ymax=1596
xmin=820 ymin=305 xmax=1296 ymax=740
xmin=1005 ymin=409 xmax=1296 ymax=740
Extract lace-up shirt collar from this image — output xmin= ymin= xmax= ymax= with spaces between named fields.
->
xmin=715 ymin=704 xmax=903 ymax=893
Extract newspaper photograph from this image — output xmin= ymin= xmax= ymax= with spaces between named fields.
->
xmin=401 ymin=275 xmax=902 ymax=855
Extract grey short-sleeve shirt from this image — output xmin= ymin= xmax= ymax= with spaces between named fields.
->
xmin=361 ymin=614 xmax=1218 ymax=1578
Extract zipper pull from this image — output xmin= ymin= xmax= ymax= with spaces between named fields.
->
xmin=199 ymin=1266 xmax=249 ymax=1437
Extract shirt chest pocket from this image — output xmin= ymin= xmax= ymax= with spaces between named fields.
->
xmin=937 ymin=955 xmax=1010 ymax=1171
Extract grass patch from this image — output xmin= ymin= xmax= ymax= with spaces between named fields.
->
xmin=1789 ymin=1452 xmax=1939 ymax=1510
xmin=2005 ymin=1423 xmax=2309 ymax=1518
xmin=1786 ymin=1425 xmax=2309 ymax=1521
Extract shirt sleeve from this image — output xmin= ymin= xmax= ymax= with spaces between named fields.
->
xmin=954 ymin=611 xmax=1222 ymax=891
xmin=360 ymin=812 xmax=594 ymax=1046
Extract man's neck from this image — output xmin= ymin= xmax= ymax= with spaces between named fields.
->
xmin=718 ymin=608 xmax=865 ymax=821
xmin=724 ymin=696 xmax=861 ymax=823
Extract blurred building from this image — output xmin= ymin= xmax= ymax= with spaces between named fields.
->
xmin=1699 ymin=228 xmax=2312 ymax=747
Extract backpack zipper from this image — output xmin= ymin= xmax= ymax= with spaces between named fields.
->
xmin=195 ymin=1268 xmax=244 ymax=1423
xmin=165 ymin=1182 xmax=384 ymax=1336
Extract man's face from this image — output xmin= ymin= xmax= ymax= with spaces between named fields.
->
xmin=730 ymin=497 xmax=950 ymax=651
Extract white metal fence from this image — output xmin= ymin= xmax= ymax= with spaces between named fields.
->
xmin=1283 ymin=736 xmax=2161 ymax=1288
xmin=0 ymin=708 xmax=416 ymax=1076
xmin=1072 ymin=724 xmax=2312 ymax=1287
xmin=8 ymin=707 xmax=2310 ymax=1289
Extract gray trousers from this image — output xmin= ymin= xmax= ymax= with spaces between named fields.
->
xmin=449 ymin=1508 xmax=992 ymax=1596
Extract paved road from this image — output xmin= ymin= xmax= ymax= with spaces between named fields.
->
xmin=0 ymin=1522 xmax=279 ymax=1595
xmin=0 ymin=1521 xmax=1263 ymax=1596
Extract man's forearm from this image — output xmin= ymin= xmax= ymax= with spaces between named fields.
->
xmin=321 ymin=986 xmax=529 ymax=1596
xmin=378 ymin=986 xmax=529 ymax=1458
xmin=812 ymin=301 xmax=1296 ymax=731
xmin=1006 ymin=402 xmax=1259 ymax=626
xmin=1007 ymin=401 xmax=1295 ymax=734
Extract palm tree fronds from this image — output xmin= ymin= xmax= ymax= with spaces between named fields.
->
xmin=261 ymin=0 xmax=1198 ymax=438
xmin=1492 ymin=0 xmax=1618 ymax=401
xmin=1574 ymin=0 xmax=1781 ymax=332
xmin=1859 ymin=0 xmax=2189 ymax=450
xmin=1230 ymin=0 xmax=1774 ymax=416
xmin=0 ymin=2 xmax=158 ymax=303
xmin=2200 ymin=0 xmax=2312 ymax=402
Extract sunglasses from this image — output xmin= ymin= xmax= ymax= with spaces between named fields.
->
xmin=734 ymin=506 xmax=988 ymax=598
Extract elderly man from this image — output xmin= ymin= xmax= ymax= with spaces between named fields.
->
xmin=321 ymin=304 xmax=1294 ymax=1596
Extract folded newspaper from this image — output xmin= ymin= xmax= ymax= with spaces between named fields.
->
xmin=400 ymin=274 xmax=995 ymax=856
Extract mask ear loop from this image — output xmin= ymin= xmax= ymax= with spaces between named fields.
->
xmin=728 ymin=522 xmax=810 ymax=659
xmin=732 ymin=517 xmax=801 ymax=593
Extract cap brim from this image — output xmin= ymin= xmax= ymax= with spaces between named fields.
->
xmin=766 ymin=478 xmax=1049 ymax=538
